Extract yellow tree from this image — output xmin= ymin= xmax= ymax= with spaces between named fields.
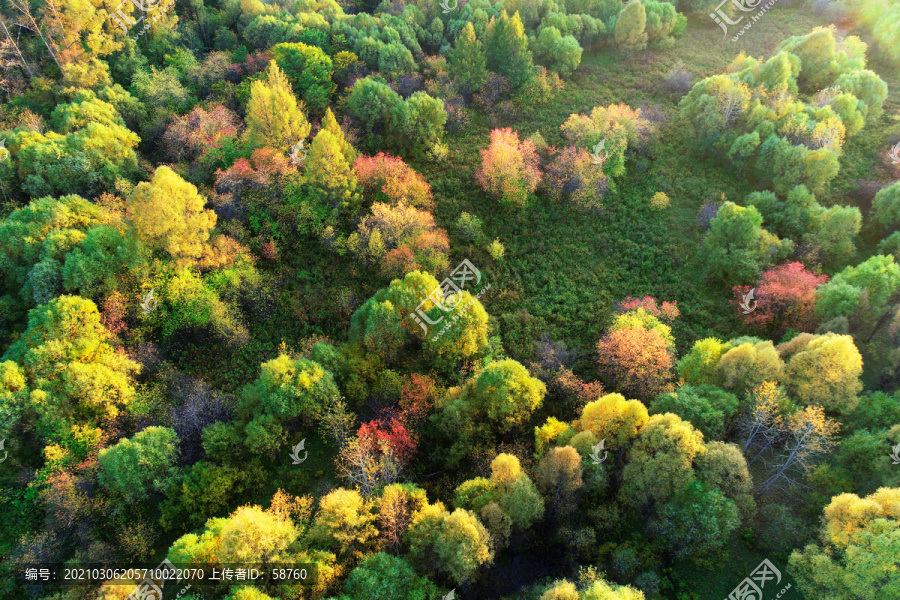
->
xmin=782 ymin=333 xmax=863 ymax=414
xmin=302 ymin=128 xmax=363 ymax=223
xmin=243 ymin=61 xmax=312 ymax=152
xmin=789 ymin=488 xmax=900 ymax=598
xmin=127 ymin=166 xmax=217 ymax=265
xmin=574 ymin=393 xmax=649 ymax=451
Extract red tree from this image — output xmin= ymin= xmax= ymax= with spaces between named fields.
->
xmin=734 ymin=262 xmax=829 ymax=333
xmin=358 ymin=417 xmax=417 ymax=465
xmin=400 ymin=373 xmax=436 ymax=427
xmin=616 ymin=296 xmax=680 ymax=321
xmin=353 ymin=153 xmax=434 ymax=209
xmin=162 ymin=104 xmax=241 ymax=162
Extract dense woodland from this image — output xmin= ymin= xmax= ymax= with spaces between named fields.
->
xmin=0 ymin=0 xmax=898 ymax=597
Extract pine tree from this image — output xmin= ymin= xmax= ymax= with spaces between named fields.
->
xmin=302 ymin=128 xmax=363 ymax=224
xmin=322 ymin=107 xmax=357 ymax=164
xmin=449 ymin=22 xmax=489 ymax=93
xmin=485 ymin=11 xmax=534 ymax=89
xmin=244 ymin=61 xmax=312 ymax=152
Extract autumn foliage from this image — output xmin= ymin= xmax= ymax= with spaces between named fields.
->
xmin=476 ymin=128 xmax=542 ymax=208
xmin=734 ymin=262 xmax=828 ymax=333
xmin=616 ymin=296 xmax=680 ymax=321
xmin=596 ymin=325 xmax=675 ymax=400
xmin=347 ymin=202 xmax=450 ymax=278
xmin=162 ymin=104 xmax=241 ymax=162
xmin=358 ymin=417 xmax=417 ymax=465
xmin=542 ymin=146 xmax=609 ymax=211
xmin=353 ymin=153 xmax=434 ymax=209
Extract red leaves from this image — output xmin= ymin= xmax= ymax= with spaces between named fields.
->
xmin=734 ymin=262 xmax=828 ymax=333
xmin=353 ymin=153 xmax=434 ymax=209
xmin=358 ymin=417 xmax=416 ymax=465
xmin=617 ymin=296 xmax=680 ymax=321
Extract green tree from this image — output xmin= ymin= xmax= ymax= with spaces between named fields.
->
xmin=454 ymin=454 xmax=543 ymax=549
xmin=621 ymin=413 xmax=706 ymax=508
xmin=128 ymin=166 xmax=216 ymax=266
xmin=423 ymin=289 xmax=490 ymax=362
xmin=388 ymin=92 xmax=447 ymax=159
xmin=614 ymin=0 xmax=648 ymax=52
xmin=301 ymin=128 xmax=364 ymax=225
xmin=98 ymin=426 xmax=179 ymax=504
xmin=337 ymin=552 xmax=439 ymax=600
xmin=679 ymin=75 xmax=752 ymax=145
xmin=449 ymin=22 xmax=489 ymax=92
xmin=804 ymin=205 xmax=861 ymax=268
xmin=815 ymin=255 xmax=900 ymax=321
xmin=243 ymin=61 xmax=312 ymax=152
xmin=485 ymin=11 xmax=534 ymax=88
xmin=347 ymin=77 xmax=403 ymax=152
xmin=272 ymin=42 xmax=335 ymax=113
xmin=702 ymin=202 xmax=793 ymax=286
xmin=465 ymin=360 xmax=546 ymax=434
xmin=677 ymin=338 xmax=732 ymax=385
xmin=649 ymin=384 xmax=739 ymax=441
xmin=161 ymin=461 xmax=264 ymax=529
xmin=650 ymin=481 xmax=740 ymax=559
xmin=531 ymin=27 xmax=582 ymax=77
xmin=872 ymin=5 xmax=900 ymax=68
xmin=240 ymin=354 xmax=340 ymax=423
xmin=0 ymin=194 xmax=111 ymax=304
xmin=871 ymin=182 xmax=900 ymax=231
xmin=778 ymin=26 xmax=841 ymax=92
xmin=406 ymin=502 xmax=494 ymax=585
xmin=4 ymin=95 xmax=140 ymax=198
